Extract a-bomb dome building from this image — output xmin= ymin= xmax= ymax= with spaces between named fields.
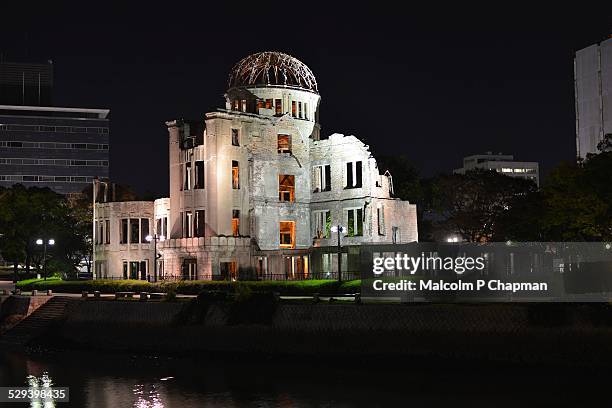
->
xmin=93 ymin=52 xmax=417 ymax=280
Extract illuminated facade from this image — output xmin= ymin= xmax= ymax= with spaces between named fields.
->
xmin=94 ymin=52 xmax=417 ymax=280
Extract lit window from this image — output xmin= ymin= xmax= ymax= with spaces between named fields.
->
xmin=232 ymin=161 xmax=240 ymax=189
xmin=292 ymin=101 xmax=297 ymax=117
xmin=279 ymin=175 xmax=295 ymax=202
xmin=347 ymin=208 xmax=363 ymax=237
xmin=277 ymin=134 xmax=291 ymax=153
xmin=231 ymin=129 xmax=240 ymax=146
xmin=232 ymin=209 xmax=240 ymax=237
xmin=313 ymin=165 xmax=331 ymax=192
xmin=241 ymin=99 xmax=247 ymax=112
xmin=345 ymin=161 xmax=363 ymax=189
xmin=265 ymin=99 xmax=273 ymax=109
xmin=275 ymin=99 xmax=282 ymax=115
xmin=280 ymin=221 xmax=295 ymax=248
xmin=501 ymin=168 xmax=513 ymax=173
xmin=514 ymin=168 xmax=525 ymax=173
xmin=313 ymin=210 xmax=331 ymax=239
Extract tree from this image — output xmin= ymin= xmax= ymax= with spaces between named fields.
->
xmin=432 ymin=169 xmax=537 ymax=242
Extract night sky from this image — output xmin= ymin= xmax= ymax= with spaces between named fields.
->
xmin=1 ymin=6 xmax=610 ymax=197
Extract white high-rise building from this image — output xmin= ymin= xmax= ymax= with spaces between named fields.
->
xmin=574 ymin=36 xmax=612 ymax=159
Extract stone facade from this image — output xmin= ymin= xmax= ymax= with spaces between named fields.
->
xmin=94 ymin=52 xmax=417 ymax=280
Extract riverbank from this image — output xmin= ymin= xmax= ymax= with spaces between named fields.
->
xmin=6 ymin=295 xmax=609 ymax=367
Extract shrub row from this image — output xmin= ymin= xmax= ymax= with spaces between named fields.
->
xmin=16 ymin=278 xmax=362 ymax=295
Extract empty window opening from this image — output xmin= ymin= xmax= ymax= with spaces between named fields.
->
xmin=279 ymin=175 xmax=295 ymax=202
xmin=195 ymin=210 xmax=205 ymax=238
xmin=195 ymin=160 xmax=204 ymax=189
xmin=347 ymin=208 xmax=363 ymax=237
xmin=265 ymin=99 xmax=273 ymax=109
xmin=185 ymin=211 xmax=193 ymax=238
xmin=345 ymin=161 xmax=363 ymax=189
xmin=140 ymin=218 xmax=149 ymax=243
xmin=220 ymin=261 xmax=238 ymax=281
xmin=232 ymin=209 xmax=240 ymax=237
xmin=232 ymin=160 xmax=240 ymax=189
xmin=313 ymin=210 xmax=331 ymax=239
xmin=184 ymin=162 xmax=192 ymax=190
xmin=231 ymin=129 xmax=240 ymax=146
xmin=277 ymin=134 xmax=291 ymax=153
xmin=292 ymin=101 xmax=297 ymax=117
xmin=377 ymin=205 xmax=385 ymax=235
xmin=280 ymin=221 xmax=296 ymax=249
xmin=313 ymin=164 xmax=331 ymax=192
xmin=182 ymin=259 xmax=197 ymax=280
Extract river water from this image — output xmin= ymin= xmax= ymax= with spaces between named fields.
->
xmin=0 ymin=349 xmax=610 ymax=407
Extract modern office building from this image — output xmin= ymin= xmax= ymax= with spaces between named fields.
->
xmin=93 ymin=51 xmax=418 ymax=281
xmin=574 ymin=35 xmax=612 ymax=159
xmin=454 ymin=152 xmax=539 ymax=186
xmin=0 ymin=61 xmax=110 ymax=194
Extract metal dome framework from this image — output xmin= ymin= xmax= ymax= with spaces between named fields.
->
xmin=228 ymin=51 xmax=318 ymax=94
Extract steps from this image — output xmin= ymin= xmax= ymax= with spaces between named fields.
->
xmin=0 ymin=296 xmax=80 ymax=347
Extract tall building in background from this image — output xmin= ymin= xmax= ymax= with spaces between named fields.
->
xmin=575 ymin=36 xmax=612 ymax=160
xmin=454 ymin=152 xmax=539 ymax=186
xmin=0 ymin=60 xmax=109 ymax=194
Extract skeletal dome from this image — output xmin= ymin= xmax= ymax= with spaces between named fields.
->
xmin=228 ymin=51 xmax=318 ymax=94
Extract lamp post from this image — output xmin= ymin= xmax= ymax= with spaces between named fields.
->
xmin=330 ymin=225 xmax=346 ymax=282
xmin=146 ymin=234 xmax=165 ymax=282
xmin=36 ymin=238 xmax=55 ymax=280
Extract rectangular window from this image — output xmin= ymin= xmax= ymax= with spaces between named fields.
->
xmin=130 ymin=219 xmax=140 ymax=244
xmin=184 ymin=162 xmax=192 ymax=190
xmin=231 ymin=129 xmax=240 ymax=146
xmin=265 ymin=99 xmax=272 ymax=109
xmin=123 ymin=261 xmax=128 ymax=279
xmin=120 ymin=219 xmax=128 ymax=244
xmin=105 ymin=219 xmax=110 ymax=244
xmin=195 ymin=160 xmax=204 ymax=189
xmin=195 ymin=210 xmax=205 ymax=237
xmin=292 ymin=101 xmax=297 ymax=117
xmin=141 ymin=218 xmax=150 ymax=243
xmin=304 ymin=102 xmax=308 ymax=120
xmin=185 ymin=211 xmax=193 ymax=238
xmin=280 ymin=221 xmax=296 ymax=249
xmin=377 ymin=205 xmax=385 ymax=235
xmin=345 ymin=161 xmax=363 ymax=189
xmin=277 ymin=134 xmax=291 ymax=153
xmin=156 ymin=218 xmax=162 ymax=237
xmin=279 ymin=175 xmax=295 ymax=202
xmin=257 ymin=99 xmax=264 ymax=110
xmin=163 ymin=217 xmax=168 ymax=239
xmin=232 ymin=209 xmax=240 ymax=237
xmin=275 ymin=99 xmax=282 ymax=115
xmin=241 ymin=99 xmax=247 ymax=112
xmin=313 ymin=210 xmax=331 ymax=239
xmin=313 ymin=164 xmax=331 ymax=192
xmin=182 ymin=259 xmax=197 ymax=280
xmin=298 ymin=101 xmax=302 ymax=118
xmin=347 ymin=208 xmax=363 ymax=237
xmin=232 ymin=160 xmax=240 ymax=189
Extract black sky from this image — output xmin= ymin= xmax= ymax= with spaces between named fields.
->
xmin=1 ymin=6 xmax=610 ymax=196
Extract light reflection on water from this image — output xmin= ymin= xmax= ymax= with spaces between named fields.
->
xmin=2 ymin=349 xmax=612 ymax=407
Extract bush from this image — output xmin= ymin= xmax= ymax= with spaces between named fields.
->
xmin=15 ymin=278 xmax=363 ymax=296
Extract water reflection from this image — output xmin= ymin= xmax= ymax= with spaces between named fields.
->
xmin=25 ymin=372 xmax=55 ymax=408
xmin=132 ymin=384 xmax=164 ymax=408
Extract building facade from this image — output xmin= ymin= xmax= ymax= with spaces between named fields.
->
xmin=454 ymin=152 xmax=539 ymax=186
xmin=0 ymin=105 xmax=110 ymax=194
xmin=575 ymin=36 xmax=612 ymax=159
xmin=94 ymin=51 xmax=417 ymax=280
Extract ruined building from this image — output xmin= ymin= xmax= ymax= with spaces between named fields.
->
xmin=93 ymin=52 xmax=417 ymax=280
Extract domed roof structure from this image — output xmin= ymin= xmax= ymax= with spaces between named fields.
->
xmin=228 ymin=51 xmax=318 ymax=94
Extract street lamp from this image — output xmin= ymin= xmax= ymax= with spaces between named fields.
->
xmin=146 ymin=234 xmax=165 ymax=282
xmin=330 ymin=225 xmax=346 ymax=282
xmin=36 ymin=238 xmax=55 ymax=280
